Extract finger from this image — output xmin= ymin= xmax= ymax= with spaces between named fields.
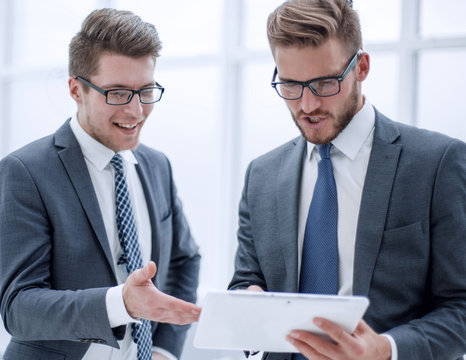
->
xmin=147 ymin=291 xmax=201 ymax=321
xmin=156 ymin=309 xmax=201 ymax=325
xmin=146 ymin=261 xmax=157 ymax=278
xmin=314 ymin=317 xmax=353 ymax=345
xmin=246 ymin=285 xmax=264 ymax=292
xmin=286 ymin=333 xmax=331 ymax=360
xmin=353 ymin=319 xmax=371 ymax=335
xmin=289 ymin=329 xmax=333 ymax=352
xmin=152 ymin=351 xmax=169 ymax=360
xmin=157 ymin=291 xmax=201 ymax=314
xmin=151 ymin=302 xmax=201 ymax=324
xmin=129 ymin=261 xmax=157 ymax=284
xmin=312 ymin=318 xmax=365 ymax=358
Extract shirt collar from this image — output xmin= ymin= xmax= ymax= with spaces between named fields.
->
xmin=306 ymin=97 xmax=375 ymax=160
xmin=69 ymin=114 xmax=138 ymax=171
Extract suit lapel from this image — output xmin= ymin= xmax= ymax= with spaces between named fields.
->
xmin=276 ymin=137 xmax=307 ymax=292
xmin=353 ymin=110 xmax=401 ymax=296
xmin=133 ymin=151 xmax=161 ymax=285
xmin=54 ymin=120 xmax=116 ymax=279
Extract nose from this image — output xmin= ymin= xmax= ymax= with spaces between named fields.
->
xmin=123 ymin=93 xmax=144 ymax=115
xmin=300 ymin=86 xmax=322 ymax=114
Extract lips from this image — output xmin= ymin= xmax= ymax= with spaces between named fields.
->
xmin=304 ymin=116 xmax=325 ymax=123
xmin=113 ymin=120 xmax=142 ymax=130
xmin=115 ymin=123 xmax=137 ymax=129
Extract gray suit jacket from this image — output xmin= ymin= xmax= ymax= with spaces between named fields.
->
xmin=229 ymin=109 xmax=466 ymax=360
xmin=0 ymin=120 xmax=200 ymax=359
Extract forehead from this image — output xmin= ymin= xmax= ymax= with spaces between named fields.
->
xmin=92 ymin=53 xmax=155 ymax=87
xmin=273 ymin=39 xmax=348 ymax=81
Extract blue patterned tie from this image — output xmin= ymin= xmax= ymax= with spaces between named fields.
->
xmin=294 ymin=144 xmax=338 ymax=360
xmin=300 ymin=143 xmax=338 ymax=294
xmin=111 ymin=154 xmax=153 ymax=360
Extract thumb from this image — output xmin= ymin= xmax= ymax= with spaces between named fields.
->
xmin=145 ymin=260 xmax=157 ymax=278
xmin=131 ymin=261 xmax=157 ymax=284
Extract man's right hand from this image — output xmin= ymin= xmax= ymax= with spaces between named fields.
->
xmin=123 ymin=261 xmax=201 ymax=325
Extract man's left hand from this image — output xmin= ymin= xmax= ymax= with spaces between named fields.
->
xmin=286 ymin=318 xmax=391 ymax=360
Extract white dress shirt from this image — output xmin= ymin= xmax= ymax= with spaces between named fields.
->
xmin=297 ymin=99 xmax=398 ymax=359
xmin=69 ymin=116 xmax=176 ymax=360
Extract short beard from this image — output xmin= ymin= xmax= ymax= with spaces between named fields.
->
xmin=292 ymin=79 xmax=360 ymax=144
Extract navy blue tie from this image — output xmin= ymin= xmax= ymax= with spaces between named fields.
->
xmin=111 ymin=154 xmax=153 ymax=360
xmin=294 ymin=144 xmax=338 ymax=360
xmin=299 ymin=143 xmax=338 ymax=294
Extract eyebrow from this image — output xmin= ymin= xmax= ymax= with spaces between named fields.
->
xmin=100 ymin=81 xmax=156 ymax=89
xmin=278 ymin=60 xmax=350 ymax=83
xmin=278 ymin=71 xmax=340 ymax=83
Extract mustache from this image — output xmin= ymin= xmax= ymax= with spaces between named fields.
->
xmin=298 ymin=110 xmax=332 ymax=118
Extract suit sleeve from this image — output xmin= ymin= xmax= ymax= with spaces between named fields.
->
xmin=151 ymin=157 xmax=201 ymax=358
xmin=386 ymin=139 xmax=466 ymax=359
xmin=228 ymin=162 xmax=268 ymax=291
xmin=0 ymin=154 xmax=121 ymax=348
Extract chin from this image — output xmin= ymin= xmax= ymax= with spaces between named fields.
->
xmin=301 ymin=128 xmax=339 ymax=145
xmin=113 ymin=137 xmax=141 ymax=152
xmin=124 ymin=141 xmax=140 ymax=151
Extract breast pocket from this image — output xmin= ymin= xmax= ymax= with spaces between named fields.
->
xmin=373 ymin=221 xmax=429 ymax=295
xmin=381 ymin=221 xmax=427 ymax=263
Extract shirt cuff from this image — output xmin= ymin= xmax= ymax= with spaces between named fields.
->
xmin=382 ymin=334 xmax=398 ymax=360
xmin=106 ymin=284 xmax=140 ymax=328
xmin=152 ymin=346 xmax=177 ymax=360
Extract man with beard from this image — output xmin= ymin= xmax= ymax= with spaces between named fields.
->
xmin=229 ymin=1 xmax=466 ymax=360
xmin=0 ymin=8 xmax=200 ymax=360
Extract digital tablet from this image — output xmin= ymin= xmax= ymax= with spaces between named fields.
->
xmin=193 ymin=290 xmax=369 ymax=353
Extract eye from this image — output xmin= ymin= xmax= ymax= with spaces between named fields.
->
xmin=140 ymin=88 xmax=154 ymax=96
xmin=109 ymin=90 xmax=130 ymax=99
xmin=281 ymin=82 xmax=300 ymax=90
xmin=139 ymin=88 xmax=157 ymax=102
xmin=312 ymin=79 xmax=339 ymax=95
xmin=279 ymin=82 xmax=301 ymax=94
xmin=316 ymin=79 xmax=336 ymax=87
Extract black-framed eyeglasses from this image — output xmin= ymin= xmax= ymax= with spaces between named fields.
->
xmin=75 ymin=76 xmax=165 ymax=105
xmin=271 ymin=49 xmax=363 ymax=100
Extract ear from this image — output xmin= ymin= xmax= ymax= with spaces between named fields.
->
xmin=69 ymin=77 xmax=83 ymax=104
xmin=356 ymin=52 xmax=370 ymax=82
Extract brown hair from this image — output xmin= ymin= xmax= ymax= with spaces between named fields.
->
xmin=267 ymin=0 xmax=361 ymax=56
xmin=68 ymin=8 xmax=162 ymax=79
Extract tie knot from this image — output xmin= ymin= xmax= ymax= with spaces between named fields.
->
xmin=317 ymin=143 xmax=332 ymax=160
xmin=110 ymin=154 xmax=124 ymax=174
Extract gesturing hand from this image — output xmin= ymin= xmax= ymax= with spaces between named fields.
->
xmin=286 ymin=318 xmax=391 ymax=360
xmin=123 ymin=261 xmax=201 ymax=325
